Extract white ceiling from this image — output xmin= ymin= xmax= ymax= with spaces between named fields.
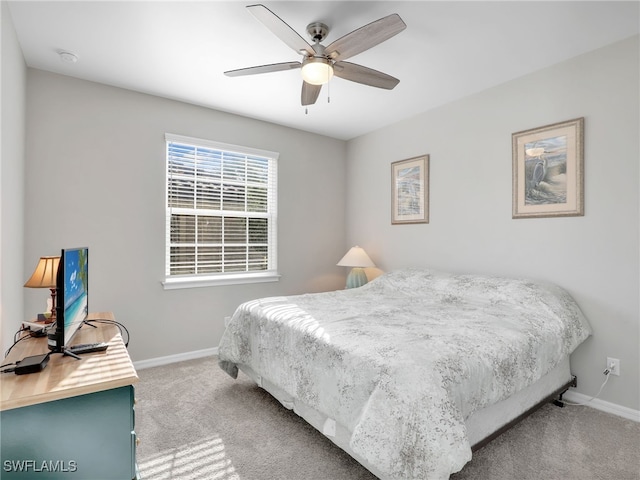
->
xmin=7 ymin=1 xmax=640 ymax=140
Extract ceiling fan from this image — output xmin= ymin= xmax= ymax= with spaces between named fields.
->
xmin=224 ymin=4 xmax=407 ymax=106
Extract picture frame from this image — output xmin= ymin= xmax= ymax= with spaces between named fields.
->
xmin=391 ymin=155 xmax=429 ymax=224
xmin=512 ymin=117 xmax=584 ymax=219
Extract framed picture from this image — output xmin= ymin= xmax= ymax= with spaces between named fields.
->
xmin=391 ymin=155 xmax=429 ymax=224
xmin=512 ymin=117 xmax=584 ymax=219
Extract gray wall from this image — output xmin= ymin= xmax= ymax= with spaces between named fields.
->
xmin=345 ymin=36 xmax=639 ymax=410
xmin=23 ymin=70 xmax=347 ymax=361
xmin=8 ymin=9 xmax=638 ymax=412
xmin=1 ymin=2 xmax=26 ymax=354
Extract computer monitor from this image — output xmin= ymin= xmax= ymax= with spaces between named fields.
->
xmin=48 ymin=247 xmax=88 ymax=353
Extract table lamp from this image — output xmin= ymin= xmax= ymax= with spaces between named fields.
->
xmin=337 ymin=246 xmax=375 ymax=289
xmin=24 ymin=256 xmax=60 ymax=323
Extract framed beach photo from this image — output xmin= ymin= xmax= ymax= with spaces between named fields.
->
xmin=391 ymin=155 xmax=429 ymax=224
xmin=512 ymin=117 xmax=584 ymax=219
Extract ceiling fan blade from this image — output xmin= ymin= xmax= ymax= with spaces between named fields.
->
xmin=224 ymin=61 xmax=301 ymax=77
xmin=325 ymin=13 xmax=406 ymax=62
xmin=333 ymin=61 xmax=400 ymax=90
xmin=247 ymin=4 xmax=314 ymax=56
xmin=301 ymin=81 xmax=322 ymax=106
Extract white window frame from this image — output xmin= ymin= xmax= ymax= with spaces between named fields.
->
xmin=162 ymin=133 xmax=279 ymax=290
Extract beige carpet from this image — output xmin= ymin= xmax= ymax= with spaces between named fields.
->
xmin=135 ymin=356 xmax=640 ymax=480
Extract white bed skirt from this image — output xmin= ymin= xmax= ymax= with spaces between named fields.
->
xmin=237 ymin=357 xmax=572 ymax=479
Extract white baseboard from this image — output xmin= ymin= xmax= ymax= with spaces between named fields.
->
xmin=563 ymin=391 xmax=640 ymax=422
xmin=134 ymin=347 xmax=218 ymax=370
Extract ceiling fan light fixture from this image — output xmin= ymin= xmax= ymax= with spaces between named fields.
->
xmin=301 ymin=57 xmax=334 ymax=85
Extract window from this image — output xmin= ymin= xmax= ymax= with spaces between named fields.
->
xmin=163 ymin=134 xmax=279 ymax=289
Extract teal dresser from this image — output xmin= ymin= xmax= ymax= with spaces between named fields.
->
xmin=0 ymin=313 xmax=139 ymax=479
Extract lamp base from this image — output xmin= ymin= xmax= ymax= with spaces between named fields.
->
xmin=345 ymin=267 xmax=368 ymax=289
xmin=47 ymin=288 xmax=57 ymax=324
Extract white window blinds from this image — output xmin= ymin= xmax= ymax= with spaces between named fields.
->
xmin=165 ymin=134 xmax=278 ymax=286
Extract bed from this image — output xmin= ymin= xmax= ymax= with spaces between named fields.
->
xmin=218 ymin=268 xmax=591 ymax=479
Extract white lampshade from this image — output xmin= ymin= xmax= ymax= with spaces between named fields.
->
xmin=337 ymin=246 xmax=375 ymax=289
xmin=301 ymin=57 xmax=334 ymax=85
xmin=337 ymin=246 xmax=375 ymax=268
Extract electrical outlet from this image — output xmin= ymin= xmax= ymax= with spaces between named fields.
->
xmin=607 ymin=357 xmax=620 ymax=376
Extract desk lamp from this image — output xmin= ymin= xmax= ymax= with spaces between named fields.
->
xmin=24 ymin=256 xmax=60 ymax=323
xmin=337 ymin=246 xmax=375 ymax=289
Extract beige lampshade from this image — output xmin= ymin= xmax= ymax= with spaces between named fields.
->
xmin=24 ymin=256 xmax=60 ymax=288
xmin=337 ymin=246 xmax=376 ymax=268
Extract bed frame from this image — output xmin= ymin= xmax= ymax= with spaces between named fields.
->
xmin=237 ymin=357 xmax=578 ymax=478
xmin=471 ymin=374 xmax=577 ymax=452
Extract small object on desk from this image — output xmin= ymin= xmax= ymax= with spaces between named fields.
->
xmin=23 ymin=320 xmax=47 ymax=332
xmin=67 ymin=342 xmax=109 ymax=354
xmin=14 ymin=353 xmax=50 ymax=375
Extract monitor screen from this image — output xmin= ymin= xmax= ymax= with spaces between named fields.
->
xmin=56 ymin=247 xmax=88 ymax=348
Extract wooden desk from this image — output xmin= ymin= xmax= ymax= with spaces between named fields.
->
xmin=0 ymin=312 xmax=139 ymax=479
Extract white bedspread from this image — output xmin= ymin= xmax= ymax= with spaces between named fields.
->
xmin=218 ymin=268 xmax=591 ymax=479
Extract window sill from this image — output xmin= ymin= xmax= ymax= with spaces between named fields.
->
xmin=162 ymin=272 xmax=281 ymax=290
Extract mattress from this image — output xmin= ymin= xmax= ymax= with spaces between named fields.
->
xmin=218 ymin=268 xmax=591 ymax=479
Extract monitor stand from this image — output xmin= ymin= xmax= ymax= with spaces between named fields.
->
xmin=62 ymin=349 xmax=81 ymax=360
xmin=61 ymin=320 xmax=97 ymax=359
xmin=48 ymin=320 xmax=97 ymax=360
xmin=62 ymin=321 xmax=98 ymax=359
xmin=82 ymin=320 xmax=97 ymax=328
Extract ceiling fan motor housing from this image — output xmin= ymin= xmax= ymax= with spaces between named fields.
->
xmin=306 ymin=22 xmax=329 ymax=43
